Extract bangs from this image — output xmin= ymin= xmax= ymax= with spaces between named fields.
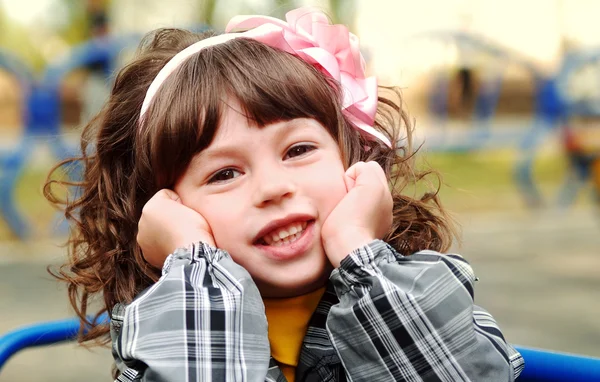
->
xmin=140 ymin=37 xmax=345 ymax=188
xmin=212 ymin=38 xmax=342 ymax=129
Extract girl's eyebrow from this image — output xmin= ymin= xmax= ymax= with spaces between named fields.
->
xmin=270 ymin=118 xmax=326 ymax=141
xmin=190 ymin=146 xmax=242 ymax=171
xmin=198 ymin=119 xmax=324 ymax=161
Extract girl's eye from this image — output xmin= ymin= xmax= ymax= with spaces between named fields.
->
xmin=285 ymin=144 xmax=316 ymax=159
xmin=208 ymin=169 xmax=241 ymax=184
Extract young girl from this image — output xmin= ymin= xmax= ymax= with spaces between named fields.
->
xmin=46 ymin=7 xmax=524 ymax=382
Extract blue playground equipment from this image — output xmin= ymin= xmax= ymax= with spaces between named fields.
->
xmin=0 ymin=35 xmax=140 ymax=240
xmin=1 ymin=314 xmax=599 ymax=381
xmin=512 ymin=75 xmax=565 ymax=208
xmin=0 ymin=49 xmax=36 ymax=240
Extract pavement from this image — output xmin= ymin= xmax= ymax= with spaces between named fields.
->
xmin=0 ymin=207 xmax=598 ymax=381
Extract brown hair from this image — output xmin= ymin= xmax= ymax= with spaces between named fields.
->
xmin=45 ymin=28 xmax=456 ymax=346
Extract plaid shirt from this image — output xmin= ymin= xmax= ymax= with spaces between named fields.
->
xmin=110 ymin=240 xmax=524 ymax=381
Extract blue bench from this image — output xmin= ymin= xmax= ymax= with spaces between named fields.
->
xmin=1 ymin=315 xmax=599 ymax=381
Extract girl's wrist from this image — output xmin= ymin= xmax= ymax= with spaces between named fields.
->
xmin=323 ymin=231 xmax=374 ymax=268
xmin=173 ymin=232 xmax=215 ymax=252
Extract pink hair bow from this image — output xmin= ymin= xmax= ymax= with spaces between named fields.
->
xmin=140 ymin=7 xmax=391 ymax=147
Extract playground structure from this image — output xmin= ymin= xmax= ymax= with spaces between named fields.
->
xmin=412 ymin=31 xmax=600 ymax=209
xmin=413 ymin=30 xmax=557 ymax=150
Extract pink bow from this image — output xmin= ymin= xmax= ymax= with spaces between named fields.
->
xmin=226 ymin=8 xmax=390 ymax=147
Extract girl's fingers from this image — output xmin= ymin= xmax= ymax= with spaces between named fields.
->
xmin=344 ymin=161 xmax=364 ymax=191
xmin=346 ymin=161 xmax=387 ymax=190
xmin=161 ymin=189 xmax=182 ymax=203
xmin=366 ymin=161 xmax=388 ymax=189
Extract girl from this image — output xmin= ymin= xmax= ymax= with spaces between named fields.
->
xmin=46 ymin=7 xmax=524 ymax=382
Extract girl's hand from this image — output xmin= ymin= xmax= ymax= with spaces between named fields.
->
xmin=137 ymin=189 xmax=215 ymax=269
xmin=321 ymin=161 xmax=393 ymax=267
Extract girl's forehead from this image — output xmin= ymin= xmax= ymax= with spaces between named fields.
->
xmin=213 ymin=97 xmax=325 ymax=137
xmin=216 ymin=116 xmax=325 ymax=142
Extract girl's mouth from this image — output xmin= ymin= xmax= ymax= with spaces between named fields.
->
xmin=259 ymin=220 xmax=309 ymax=246
xmin=255 ymin=220 xmax=315 ymax=260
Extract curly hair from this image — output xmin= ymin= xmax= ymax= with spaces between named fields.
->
xmin=45 ymin=28 xmax=457 ymax=347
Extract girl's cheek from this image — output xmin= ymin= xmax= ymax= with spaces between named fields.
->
xmin=208 ymin=215 xmax=238 ymax=251
xmin=211 ymin=225 xmax=230 ymax=252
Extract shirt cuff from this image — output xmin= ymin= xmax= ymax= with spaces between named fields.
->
xmin=162 ymin=241 xmax=229 ymax=276
xmin=330 ymin=239 xmax=399 ymax=295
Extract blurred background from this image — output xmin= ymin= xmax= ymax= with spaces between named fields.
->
xmin=0 ymin=0 xmax=598 ymax=380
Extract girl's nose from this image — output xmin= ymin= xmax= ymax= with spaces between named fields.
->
xmin=253 ymin=165 xmax=297 ymax=207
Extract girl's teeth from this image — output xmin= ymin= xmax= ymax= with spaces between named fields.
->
xmin=270 ymin=232 xmax=300 ymax=247
xmin=261 ymin=222 xmax=308 ymax=246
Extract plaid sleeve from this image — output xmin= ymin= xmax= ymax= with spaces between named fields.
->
xmin=327 ymin=240 xmax=524 ymax=382
xmin=112 ymin=242 xmax=271 ymax=381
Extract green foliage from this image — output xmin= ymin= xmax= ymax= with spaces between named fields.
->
xmin=0 ymin=0 xmax=90 ymax=72
xmin=417 ymin=149 xmax=569 ymax=211
xmin=0 ymin=11 xmax=42 ymax=71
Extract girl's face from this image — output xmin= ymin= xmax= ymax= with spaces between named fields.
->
xmin=174 ymin=99 xmax=348 ymax=297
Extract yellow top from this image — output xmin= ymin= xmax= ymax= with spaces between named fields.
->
xmin=263 ymin=287 xmax=326 ymax=382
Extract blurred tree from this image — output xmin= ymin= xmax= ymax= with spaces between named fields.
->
xmin=55 ymin=0 xmax=88 ymax=44
xmin=272 ymin=0 xmax=297 ymax=19
xmin=0 ymin=7 xmax=41 ymax=71
xmin=329 ymin=0 xmax=356 ymax=30
xmin=200 ymin=0 xmax=217 ymax=26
